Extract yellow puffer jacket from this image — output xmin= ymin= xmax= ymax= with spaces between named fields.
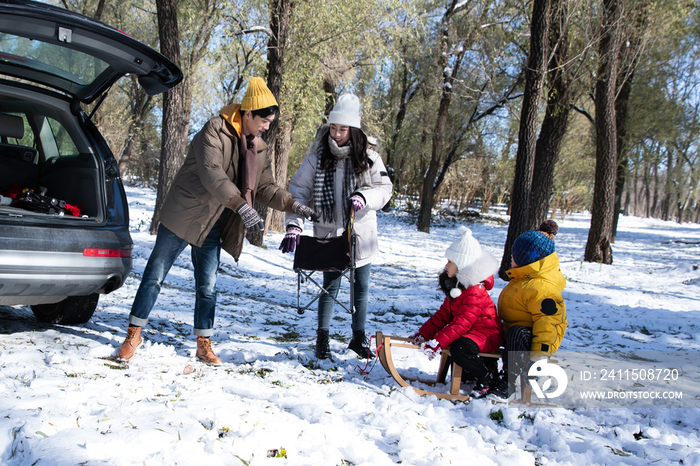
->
xmin=498 ymin=252 xmax=567 ymax=357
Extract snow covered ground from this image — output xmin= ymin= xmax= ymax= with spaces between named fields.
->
xmin=1 ymin=185 xmax=699 ymax=466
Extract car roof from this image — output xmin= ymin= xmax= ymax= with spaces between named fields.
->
xmin=0 ymin=0 xmax=182 ymax=103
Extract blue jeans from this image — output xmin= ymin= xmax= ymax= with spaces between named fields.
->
xmin=318 ymin=263 xmax=370 ymax=333
xmin=129 ymin=218 xmax=223 ymax=337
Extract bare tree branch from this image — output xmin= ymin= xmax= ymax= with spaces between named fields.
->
xmin=570 ymin=103 xmax=594 ymax=124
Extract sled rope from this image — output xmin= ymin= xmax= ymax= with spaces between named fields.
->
xmin=355 ymin=335 xmax=383 ymax=375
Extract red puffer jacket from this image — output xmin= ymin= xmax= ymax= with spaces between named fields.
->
xmin=419 ymin=276 xmax=503 ymax=352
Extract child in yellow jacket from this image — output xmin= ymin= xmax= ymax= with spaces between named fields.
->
xmin=488 ymin=220 xmax=567 ymax=401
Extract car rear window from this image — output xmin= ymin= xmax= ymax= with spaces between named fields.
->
xmin=47 ymin=118 xmax=79 ymax=157
xmin=0 ymin=32 xmax=110 ymax=87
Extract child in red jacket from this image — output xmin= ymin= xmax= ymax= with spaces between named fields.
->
xmin=410 ymin=226 xmax=503 ymax=393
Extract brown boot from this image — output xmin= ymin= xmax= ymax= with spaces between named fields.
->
xmin=117 ymin=325 xmax=142 ymax=361
xmin=196 ymin=336 xmax=222 ymax=366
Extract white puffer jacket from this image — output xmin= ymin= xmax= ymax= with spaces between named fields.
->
xmin=285 ymin=132 xmax=393 ymax=268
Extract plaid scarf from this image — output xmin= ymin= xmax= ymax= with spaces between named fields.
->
xmin=313 ymin=136 xmax=356 ymax=225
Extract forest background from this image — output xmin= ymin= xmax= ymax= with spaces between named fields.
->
xmin=53 ymin=0 xmax=700 ymax=274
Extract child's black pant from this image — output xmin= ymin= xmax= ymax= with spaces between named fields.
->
xmin=449 ymin=337 xmax=495 ymax=381
xmin=502 ymin=325 xmax=533 ymax=385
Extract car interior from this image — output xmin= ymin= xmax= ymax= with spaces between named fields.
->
xmin=0 ymin=83 xmax=103 ymax=221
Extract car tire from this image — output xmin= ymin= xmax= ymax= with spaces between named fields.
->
xmin=31 ymin=293 xmax=99 ymax=325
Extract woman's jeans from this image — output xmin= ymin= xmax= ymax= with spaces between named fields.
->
xmin=128 ymin=218 xmax=223 ymax=337
xmin=318 ymin=263 xmax=370 ymax=333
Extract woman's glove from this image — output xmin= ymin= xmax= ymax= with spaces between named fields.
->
xmin=279 ymin=226 xmax=302 ymax=253
xmin=421 ymin=339 xmax=441 ymax=361
xmin=236 ymin=203 xmax=264 ymax=232
xmin=349 ymin=194 xmax=366 ymax=213
xmin=293 ymin=201 xmax=320 ymax=222
xmin=410 ymin=331 xmax=426 ymax=346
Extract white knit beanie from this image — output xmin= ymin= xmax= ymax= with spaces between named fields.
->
xmin=445 ymin=226 xmax=482 ymax=271
xmin=328 ymin=94 xmax=361 ymax=128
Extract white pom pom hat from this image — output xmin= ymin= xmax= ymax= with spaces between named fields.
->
xmin=444 ymin=226 xmax=499 ymax=297
xmin=445 ymin=226 xmax=482 ymax=271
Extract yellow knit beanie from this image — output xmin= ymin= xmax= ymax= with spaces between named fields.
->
xmin=240 ymin=77 xmax=278 ymax=111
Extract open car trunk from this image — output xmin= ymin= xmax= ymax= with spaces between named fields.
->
xmin=1 ymin=157 xmax=103 ymax=219
xmin=0 ymin=85 xmax=106 ymax=223
xmin=0 ymin=151 xmax=103 ymax=222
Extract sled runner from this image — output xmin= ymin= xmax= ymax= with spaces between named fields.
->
xmin=375 ymin=331 xmax=474 ymax=402
xmin=293 ymin=209 xmax=356 ymax=315
xmin=375 ymin=332 xmax=554 ymax=404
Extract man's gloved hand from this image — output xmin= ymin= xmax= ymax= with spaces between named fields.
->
xmin=279 ymin=225 xmax=302 ymax=253
xmin=236 ymin=203 xmax=264 ymax=233
xmin=421 ymin=339 xmax=441 ymax=361
xmin=349 ymin=194 xmax=366 ymax=213
xmin=293 ymin=201 xmax=320 ymax=222
xmin=410 ymin=331 xmax=426 ymax=346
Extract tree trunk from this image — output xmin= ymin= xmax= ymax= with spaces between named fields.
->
xmin=323 ymin=77 xmax=336 ymax=121
xmin=530 ymin=0 xmax=570 ymax=227
xmin=268 ymin=0 xmax=292 ymax=233
xmin=269 ymin=118 xmax=292 ymax=229
xmin=499 ymin=0 xmax=552 ymax=279
xmin=631 ymin=168 xmax=638 ymax=216
xmin=118 ymin=75 xmax=153 ymax=177
xmin=675 ymin=156 xmax=684 ymax=222
xmin=584 ymin=0 xmax=622 ymax=264
xmin=644 ymin=167 xmax=651 ymax=217
xmin=417 ymin=1 xmax=473 ymax=232
xmin=247 ymin=0 xmax=293 ymax=245
xmin=612 ymin=4 xmax=647 ymax=240
xmin=416 ymin=19 xmax=454 ymax=233
xmin=118 ymin=135 xmax=135 ymax=178
xmin=386 ymin=59 xmax=415 ymax=171
xmin=383 ymin=58 xmax=418 ymax=212
xmin=93 ymin=0 xmax=105 ymax=20
xmin=150 ymin=0 xmax=185 ymax=235
xmin=662 ymin=149 xmax=673 ymax=220
xmin=611 ymin=72 xmax=632 ymax=242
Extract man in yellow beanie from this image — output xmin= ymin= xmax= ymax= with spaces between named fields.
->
xmin=117 ymin=77 xmax=317 ymax=365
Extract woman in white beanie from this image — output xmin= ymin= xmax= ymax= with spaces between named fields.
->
xmin=280 ymin=94 xmax=393 ymax=359
xmin=410 ymin=226 xmax=503 ymax=395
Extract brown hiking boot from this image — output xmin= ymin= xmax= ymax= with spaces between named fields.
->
xmin=196 ymin=336 xmax=222 ymax=366
xmin=117 ymin=326 xmax=142 ymax=361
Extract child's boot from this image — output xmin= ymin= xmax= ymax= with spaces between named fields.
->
xmin=487 ymin=376 xmax=516 ymax=402
xmin=469 ymin=370 xmax=496 ymax=398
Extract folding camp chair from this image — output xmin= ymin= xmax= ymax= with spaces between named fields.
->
xmin=293 ymin=210 xmax=356 ymax=315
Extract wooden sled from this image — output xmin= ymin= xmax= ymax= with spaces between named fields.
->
xmin=376 ymin=331 xmax=555 ymax=405
xmin=375 ymin=331 xmax=473 ymax=402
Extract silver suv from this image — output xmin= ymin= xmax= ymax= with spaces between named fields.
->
xmin=0 ymin=0 xmax=182 ymax=324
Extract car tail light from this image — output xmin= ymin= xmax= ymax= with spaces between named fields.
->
xmin=83 ymin=248 xmax=132 ymax=258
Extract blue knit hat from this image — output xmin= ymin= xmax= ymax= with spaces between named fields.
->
xmin=511 ymin=220 xmax=559 ymax=267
